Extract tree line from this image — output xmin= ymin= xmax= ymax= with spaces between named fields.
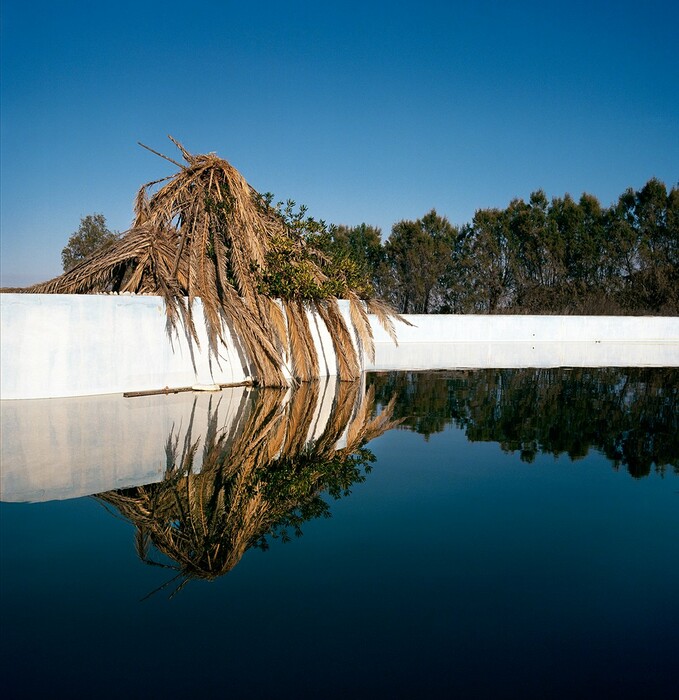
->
xmin=61 ymin=177 xmax=677 ymax=315
xmin=323 ymin=178 xmax=678 ymax=315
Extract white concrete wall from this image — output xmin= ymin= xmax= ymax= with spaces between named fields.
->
xmin=0 ymin=294 xmax=344 ymax=399
xmin=0 ymin=294 xmax=246 ymax=399
xmin=368 ymin=314 xmax=679 ymax=370
xmin=1 ymin=294 xmax=678 ymax=400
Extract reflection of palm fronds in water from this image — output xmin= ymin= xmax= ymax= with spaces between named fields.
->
xmin=26 ymin=137 xmax=407 ymax=385
xmin=96 ymin=381 xmax=399 ymax=596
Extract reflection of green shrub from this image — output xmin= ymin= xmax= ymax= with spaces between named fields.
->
xmin=255 ymin=447 xmax=375 ymax=548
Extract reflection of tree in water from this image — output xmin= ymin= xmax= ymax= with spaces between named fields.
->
xmin=368 ymin=368 xmax=679 ymax=478
xmin=97 ymin=381 xmax=398 ymax=596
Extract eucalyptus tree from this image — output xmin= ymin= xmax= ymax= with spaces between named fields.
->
xmin=506 ymin=190 xmax=566 ymax=311
xmin=327 ymin=222 xmax=384 ymax=288
xmin=611 ymin=178 xmax=678 ymax=312
xmin=456 ymin=208 xmax=515 ymax=312
xmin=379 ymin=209 xmax=456 ymax=313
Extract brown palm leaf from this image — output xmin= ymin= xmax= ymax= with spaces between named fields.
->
xmin=348 ymin=291 xmax=375 ymax=363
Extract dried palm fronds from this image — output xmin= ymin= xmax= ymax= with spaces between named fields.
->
xmin=96 ymin=377 xmax=400 ymax=594
xmin=314 ymin=299 xmax=361 ymax=380
xmin=348 ymin=291 xmax=375 ymax=363
xmin=283 ymin=300 xmax=319 ymax=382
xmin=27 ymin=137 xmax=405 ymax=385
xmin=366 ymin=297 xmax=412 ymax=344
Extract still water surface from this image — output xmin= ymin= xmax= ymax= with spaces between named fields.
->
xmin=1 ymin=368 xmax=677 ymax=699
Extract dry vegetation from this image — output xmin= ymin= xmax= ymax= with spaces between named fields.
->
xmin=27 ymin=137 xmax=405 ymax=384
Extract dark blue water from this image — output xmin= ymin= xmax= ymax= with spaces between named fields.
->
xmin=1 ymin=369 xmax=677 ymax=699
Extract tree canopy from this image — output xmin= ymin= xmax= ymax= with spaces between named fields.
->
xmin=61 ymin=213 xmax=119 ymax=272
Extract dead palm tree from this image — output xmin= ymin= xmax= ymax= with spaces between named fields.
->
xmin=28 ymin=137 xmax=407 ymax=385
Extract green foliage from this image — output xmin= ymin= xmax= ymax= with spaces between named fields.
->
xmin=450 ymin=209 xmax=513 ymax=312
xmin=61 ymin=213 xmax=119 ymax=272
xmin=326 ymin=223 xmax=384 ymax=284
xmin=255 ymin=197 xmax=374 ymax=300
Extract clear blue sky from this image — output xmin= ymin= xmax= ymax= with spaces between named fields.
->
xmin=1 ymin=0 xmax=677 ymax=287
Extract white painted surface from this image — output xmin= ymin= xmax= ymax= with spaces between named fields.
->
xmin=1 ymin=294 xmax=678 ymax=399
xmin=370 ymin=313 xmax=679 ymax=344
xmin=368 ymin=314 xmax=679 ymax=370
xmin=0 ymin=294 xmax=345 ymax=399
xmin=0 ymin=294 xmax=246 ymax=399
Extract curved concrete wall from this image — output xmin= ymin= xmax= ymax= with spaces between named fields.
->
xmin=1 ymin=294 xmax=678 ymax=399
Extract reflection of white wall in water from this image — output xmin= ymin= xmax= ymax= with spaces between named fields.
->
xmin=1 ymin=293 xmax=678 ymax=400
xmin=1 ymin=376 xmax=345 ymax=503
xmin=1 ymin=388 xmax=247 ymax=502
